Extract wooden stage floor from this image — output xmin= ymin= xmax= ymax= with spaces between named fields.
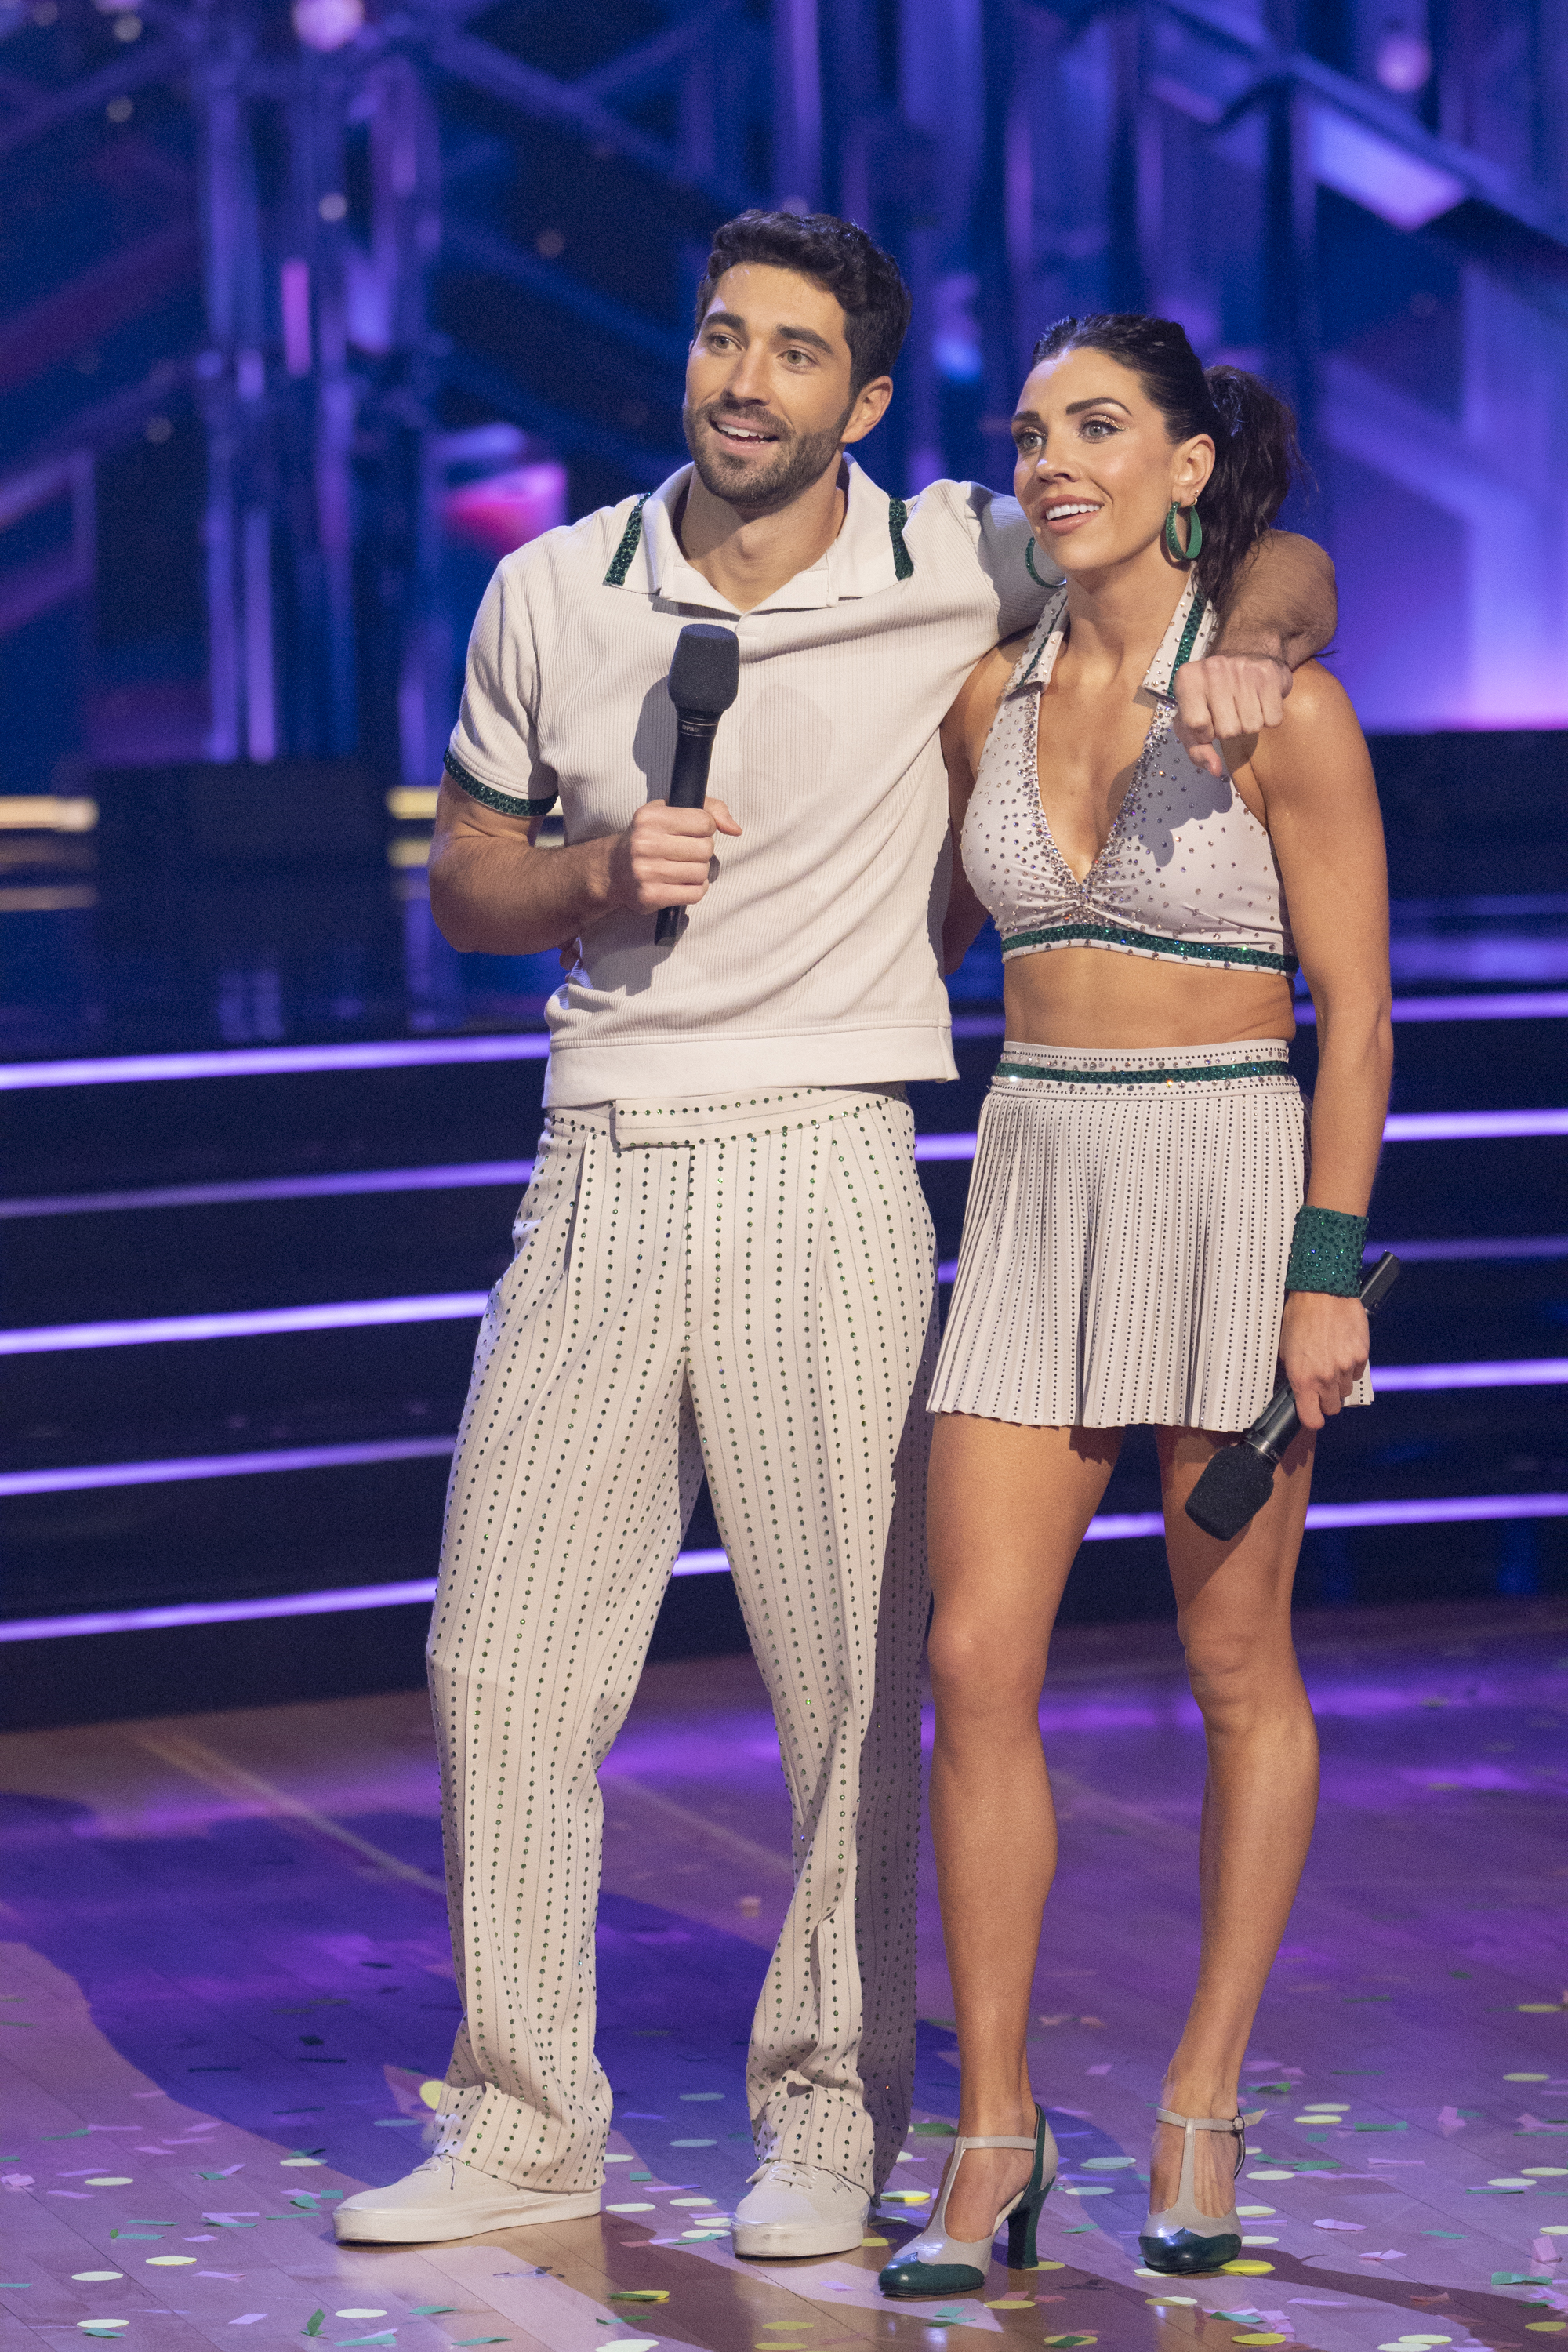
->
xmin=2 ymin=1599 xmax=1566 ymax=2352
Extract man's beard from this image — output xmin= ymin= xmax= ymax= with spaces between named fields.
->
xmin=683 ymin=395 xmax=855 ymax=514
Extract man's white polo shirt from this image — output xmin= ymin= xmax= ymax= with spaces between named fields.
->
xmin=446 ymin=458 xmax=1054 ymax=1105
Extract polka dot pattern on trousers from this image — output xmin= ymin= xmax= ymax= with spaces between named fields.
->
xmin=425 ymin=1084 xmax=935 ymax=2200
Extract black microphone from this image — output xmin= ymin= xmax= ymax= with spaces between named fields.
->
xmin=655 ymin=622 xmax=741 ymax=946
xmin=1184 ymin=1251 xmax=1403 ymax=1542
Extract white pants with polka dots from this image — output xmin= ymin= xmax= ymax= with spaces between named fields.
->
xmin=425 ymin=1083 xmax=936 ymax=2199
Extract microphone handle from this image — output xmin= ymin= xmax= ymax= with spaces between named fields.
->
xmin=655 ymin=713 xmax=719 ymax=946
xmin=1249 ymin=1250 xmax=1403 ymax=1465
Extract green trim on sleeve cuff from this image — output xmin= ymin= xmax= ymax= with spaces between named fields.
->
xmin=443 ymin=749 xmax=557 ymax=817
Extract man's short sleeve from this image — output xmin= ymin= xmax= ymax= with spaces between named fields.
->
xmin=445 ymin=559 xmax=560 ymax=818
xmin=975 ymin=488 xmax=1062 ymax=642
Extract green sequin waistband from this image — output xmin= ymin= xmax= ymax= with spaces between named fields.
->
xmin=995 ymin=1056 xmax=1294 ymax=1087
xmin=1001 ymin=920 xmax=1299 ymax=976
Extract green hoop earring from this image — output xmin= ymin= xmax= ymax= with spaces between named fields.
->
xmin=1163 ymin=502 xmax=1202 ymax=564
xmin=1025 ymin=536 xmax=1048 ymax=586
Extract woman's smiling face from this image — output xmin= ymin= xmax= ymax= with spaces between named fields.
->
xmin=1012 ymin=344 xmax=1214 ymax=574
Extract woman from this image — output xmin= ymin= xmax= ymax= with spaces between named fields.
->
xmin=879 ymin=315 xmax=1391 ymax=2298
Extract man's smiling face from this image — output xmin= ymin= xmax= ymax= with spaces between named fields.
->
xmin=683 ymin=263 xmax=864 ymax=514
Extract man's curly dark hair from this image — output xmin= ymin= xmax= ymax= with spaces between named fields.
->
xmin=693 ymin=211 xmax=913 ymax=394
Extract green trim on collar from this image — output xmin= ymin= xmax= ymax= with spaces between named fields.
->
xmin=887 ymin=495 xmax=914 ymax=581
xmin=444 ymin=748 xmax=557 ymax=818
xmin=603 ymin=492 xmax=652 ymax=587
xmin=1000 ymin=918 xmax=1298 ymax=975
xmin=1171 ymin=587 xmax=1209 ymax=678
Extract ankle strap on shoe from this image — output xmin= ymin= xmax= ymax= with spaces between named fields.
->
xmin=1153 ymin=2108 xmax=1243 ymax=2132
xmin=955 ymin=2132 xmax=1039 ymax=2150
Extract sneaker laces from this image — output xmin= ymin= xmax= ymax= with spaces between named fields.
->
xmin=745 ymin=2158 xmax=855 ymax=2195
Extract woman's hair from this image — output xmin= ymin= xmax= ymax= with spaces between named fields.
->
xmin=1030 ymin=313 xmax=1305 ymax=616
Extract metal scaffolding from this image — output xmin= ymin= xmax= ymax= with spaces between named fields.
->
xmin=3 ymin=0 xmax=1568 ymax=781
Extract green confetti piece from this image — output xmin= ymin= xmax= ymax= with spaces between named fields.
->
xmin=912 ymin=2121 xmax=956 ymax=2136
xmin=306 ymin=2311 xmax=326 ymax=2336
xmin=450 ymin=2339 xmax=509 ymax=2345
xmin=408 ymin=2309 xmax=456 ymax=2318
xmin=335 ymin=2336 xmax=396 ymax=2344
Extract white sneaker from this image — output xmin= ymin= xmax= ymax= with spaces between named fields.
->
xmin=731 ymin=2160 xmax=870 ymax=2259
xmin=332 ymin=2153 xmax=601 ymax=2245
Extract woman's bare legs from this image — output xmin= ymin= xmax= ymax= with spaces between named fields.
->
xmin=1146 ymin=1423 xmax=1319 ymax=2221
xmin=927 ymin=1414 xmax=1123 ymax=2240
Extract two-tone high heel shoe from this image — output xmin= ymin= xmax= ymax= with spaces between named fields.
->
xmin=879 ymin=2104 xmax=1057 ymax=2297
xmin=1138 ymin=2104 xmax=1261 ymax=2274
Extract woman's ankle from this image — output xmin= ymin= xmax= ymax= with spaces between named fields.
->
xmin=1157 ymin=2074 xmax=1240 ymax=2120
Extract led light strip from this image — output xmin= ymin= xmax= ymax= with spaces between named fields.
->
xmin=0 ymin=1161 xmax=539 ymax=1220
xmin=5 ymin=1352 xmax=1564 ymax=1500
xmin=2 ymin=989 xmax=1566 ymax=1092
xmin=912 ymin=1109 xmax=1568 ymax=1160
xmin=0 ymin=1033 xmax=553 ymax=1090
xmin=3 ymin=1497 xmax=1563 ymax=1645
xmin=0 ymin=1294 xmax=493 ymax=1355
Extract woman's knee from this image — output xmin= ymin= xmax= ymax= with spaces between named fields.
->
xmin=1177 ymin=1613 xmax=1305 ymax=1720
xmin=927 ymin=1604 xmax=1047 ymax=1719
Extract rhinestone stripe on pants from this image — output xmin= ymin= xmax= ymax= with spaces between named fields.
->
xmin=425 ymin=1083 xmax=936 ymax=2198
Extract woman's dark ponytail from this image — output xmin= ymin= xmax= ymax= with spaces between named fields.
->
xmin=1031 ymin=314 xmax=1306 ymax=617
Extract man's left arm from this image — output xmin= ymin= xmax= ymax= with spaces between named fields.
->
xmin=1174 ymin=529 xmax=1337 ymax=779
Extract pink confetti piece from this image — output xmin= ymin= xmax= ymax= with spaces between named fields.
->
xmin=230 ymin=2318 xmax=268 ymax=2326
xmin=1312 ymin=2220 xmax=1365 ymax=2231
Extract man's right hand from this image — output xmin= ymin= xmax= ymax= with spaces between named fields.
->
xmin=608 ymin=797 xmax=742 ymax=913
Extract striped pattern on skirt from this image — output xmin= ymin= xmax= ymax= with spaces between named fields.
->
xmin=929 ymin=1037 xmax=1374 ymax=1432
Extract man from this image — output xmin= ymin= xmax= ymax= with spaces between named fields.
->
xmin=334 ymin=211 xmax=1333 ymax=2257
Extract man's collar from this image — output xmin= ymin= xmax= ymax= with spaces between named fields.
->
xmin=609 ymin=459 xmax=910 ymax=612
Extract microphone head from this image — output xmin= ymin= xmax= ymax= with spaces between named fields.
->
xmin=1185 ymin=1442 xmax=1279 ymax=1542
xmin=668 ymin=622 xmax=740 ymax=718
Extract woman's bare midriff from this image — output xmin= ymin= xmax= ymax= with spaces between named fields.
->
xmin=1003 ymin=945 xmax=1297 ymax=1049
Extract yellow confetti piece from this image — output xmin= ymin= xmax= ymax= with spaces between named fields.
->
xmin=282 ymin=2158 xmax=325 ymax=2169
xmin=1221 ymin=2260 xmax=1275 ymax=2275
xmin=1232 ymin=2336 xmax=1287 ymax=2346
xmin=1508 ymin=2074 xmax=1552 ymax=2083
xmin=1526 ymin=2169 xmax=1568 ymax=2178
xmin=419 ymin=2082 xmax=443 ymax=2109
xmin=1491 ymin=2177 xmax=1537 ymax=2187
xmin=882 ymin=2190 xmax=931 ymax=2204
xmin=1043 ymin=2338 xmax=1097 ymax=2347
xmin=860 ymin=2236 xmax=889 ymax=2247
xmin=1145 ymin=2296 xmax=1197 ymax=2306
xmin=609 ymin=2292 xmax=669 ymax=2303
xmin=84 ymin=2177 xmax=134 ymax=2188
xmin=73 ymin=2275 xmax=124 ymax=2283
xmin=335 ymin=2314 xmax=387 ymax=2321
xmin=147 ymin=2256 xmax=197 ymax=2266
xmin=1519 ymin=2005 xmax=1563 ymax=2013
xmin=1029 ymin=2260 xmax=1065 ymax=2270
xmin=984 ymin=2299 xmax=1036 ymax=2307
xmin=1237 ymin=2207 xmax=1276 ymax=2218
xmin=607 ymin=2204 xmax=655 ymax=2214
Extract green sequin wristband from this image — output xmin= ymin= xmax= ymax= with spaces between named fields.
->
xmin=1285 ymin=1205 xmax=1369 ymax=1297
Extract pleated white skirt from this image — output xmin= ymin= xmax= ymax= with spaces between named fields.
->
xmin=929 ymin=1037 xmax=1374 ymax=1432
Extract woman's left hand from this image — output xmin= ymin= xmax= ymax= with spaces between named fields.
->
xmin=1279 ymin=1291 xmax=1369 ymax=1428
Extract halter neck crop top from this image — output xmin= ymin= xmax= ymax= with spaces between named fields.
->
xmin=960 ymin=575 xmax=1298 ymax=978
